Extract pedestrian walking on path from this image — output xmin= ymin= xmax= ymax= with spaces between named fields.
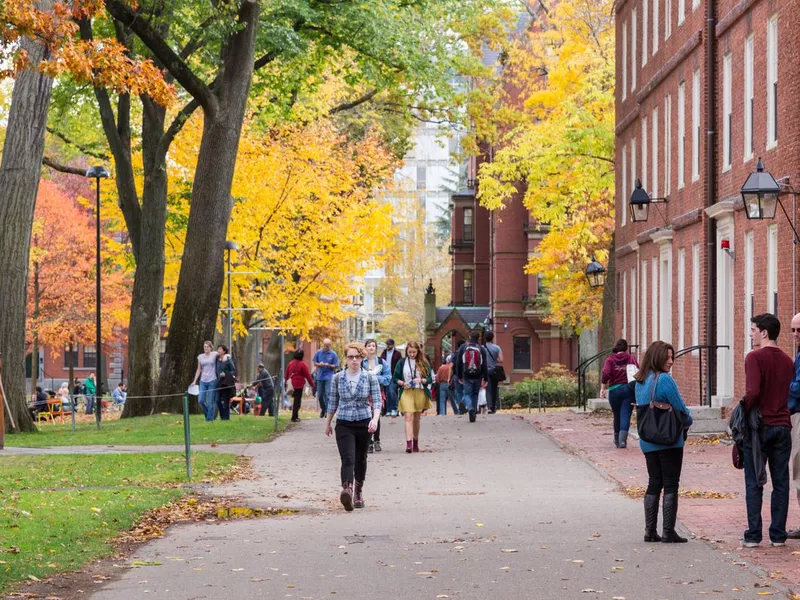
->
xmin=363 ymin=339 xmax=390 ymax=454
xmin=193 ymin=341 xmax=218 ymax=421
xmin=325 ymin=342 xmax=381 ymax=511
xmin=435 ymin=356 xmax=458 ymax=415
xmin=634 ymin=341 xmax=693 ymax=544
xmin=787 ymin=311 xmax=800 ymax=539
xmin=393 ymin=341 xmax=433 ymax=453
xmin=215 ymin=344 xmax=236 ymax=421
xmin=380 ymin=338 xmax=402 ymax=417
xmin=454 ymin=332 xmax=487 ymax=423
xmin=254 ymin=363 xmax=275 ymax=417
xmin=600 ymin=338 xmax=639 ymax=448
xmin=313 ymin=339 xmax=339 ymax=418
xmin=286 ymin=350 xmax=315 ymax=422
xmin=483 ymin=330 xmax=504 ymax=413
xmin=740 ymin=313 xmax=794 ymax=547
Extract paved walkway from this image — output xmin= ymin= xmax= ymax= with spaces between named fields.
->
xmin=530 ymin=409 xmax=800 ymax=594
xmin=66 ymin=413 xmax=781 ymax=599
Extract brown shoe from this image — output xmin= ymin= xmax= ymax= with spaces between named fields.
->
xmin=340 ymin=482 xmax=354 ymax=511
xmin=353 ymin=480 xmax=365 ymax=509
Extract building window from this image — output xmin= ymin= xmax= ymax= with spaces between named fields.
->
xmin=678 ymin=82 xmax=685 ymax=188
xmin=622 ymin=144 xmax=627 ymax=226
xmin=767 ymin=15 xmax=778 ymax=148
xmin=631 ymin=267 xmax=638 ymax=345
xmin=622 ymin=20 xmax=628 ymax=100
xmin=642 ymin=117 xmax=648 ymax=195
xmin=659 ymin=251 xmax=672 ymax=343
xmin=767 ymin=224 xmax=778 ymax=314
xmin=622 ymin=271 xmax=627 ymax=337
xmin=463 ymin=208 xmax=473 ymax=241
xmin=744 ymin=35 xmax=754 ymax=161
xmin=513 ymin=336 xmax=531 ymax=371
xmin=416 ymin=165 xmax=427 ymax=190
xmin=463 ymin=270 xmax=474 ymax=305
xmin=83 ymin=345 xmax=97 ymax=369
xmin=64 ymin=345 xmax=79 ymax=368
xmin=642 ymin=0 xmax=648 ymax=67
xmin=665 ymin=0 xmax=671 ymax=39
xmin=641 ymin=259 xmax=648 ymax=350
xmin=692 ymin=243 xmax=700 ymax=349
xmin=651 ymin=256 xmax=658 ymax=342
xmin=677 ymin=248 xmax=685 ymax=350
xmin=723 ymin=53 xmax=732 ymax=170
xmin=664 ymin=95 xmax=672 ymax=195
xmin=632 ymin=8 xmax=638 ymax=91
xmin=652 ymin=0 xmax=659 ymax=55
xmin=692 ymin=70 xmax=700 ymax=181
xmin=651 ymin=107 xmax=658 ymax=200
xmin=744 ymin=231 xmax=754 ymax=353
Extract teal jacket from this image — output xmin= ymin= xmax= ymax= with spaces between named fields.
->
xmin=392 ymin=358 xmax=433 ymax=401
xmin=635 ymin=372 xmax=693 ymax=453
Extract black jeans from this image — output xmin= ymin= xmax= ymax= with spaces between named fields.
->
xmin=645 ymin=447 xmax=684 ymax=495
xmin=743 ymin=425 xmax=792 ymax=543
xmin=335 ymin=419 xmax=370 ymax=485
xmin=488 ymin=371 xmax=500 ymax=412
xmin=217 ymin=389 xmax=233 ymax=420
xmin=260 ymin=389 xmax=274 ymax=416
xmin=291 ymin=388 xmax=304 ymax=420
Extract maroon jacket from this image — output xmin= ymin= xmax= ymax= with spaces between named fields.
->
xmin=743 ymin=346 xmax=793 ymax=428
xmin=380 ymin=348 xmax=402 ymax=378
xmin=285 ymin=359 xmax=314 ymax=391
xmin=601 ymin=352 xmax=639 ymax=387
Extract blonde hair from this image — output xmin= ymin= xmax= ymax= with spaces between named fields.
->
xmin=343 ymin=342 xmax=366 ymax=359
xmin=405 ymin=341 xmax=429 ymax=379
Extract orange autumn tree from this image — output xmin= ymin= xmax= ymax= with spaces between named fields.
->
xmin=27 ymin=179 xmax=131 ymax=393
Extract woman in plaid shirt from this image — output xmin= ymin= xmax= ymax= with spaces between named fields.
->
xmin=325 ymin=342 xmax=382 ymax=511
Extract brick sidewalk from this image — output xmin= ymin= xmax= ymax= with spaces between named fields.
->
xmin=526 ymin=410 xmax=800 ymax=596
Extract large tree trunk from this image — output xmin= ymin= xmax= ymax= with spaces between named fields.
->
xmin=157 ymin=2 xmax=260 ymax=405
xmin=0 ymin=0 xmax=54 ymax=433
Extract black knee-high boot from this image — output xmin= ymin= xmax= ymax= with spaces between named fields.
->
xmin=661 ymin=493 xmax=688 ymax=543
xmin=644 ymin=494 xmax=661 ymax=542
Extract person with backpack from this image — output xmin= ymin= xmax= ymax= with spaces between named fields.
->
xmin=600 ymin=339 xmax=639 ymax=448
xmin=393 ymin=341 xmax=433 ymax=453
xmin=363 ymin=339 xmax=391 ymax=453
xmin=455 ymin=331 xmax=488 ymax=423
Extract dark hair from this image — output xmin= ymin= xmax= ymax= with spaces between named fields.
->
xmin=634 ymin=341 xmax=675 ymax=382
xmin=612 ymin=338 xmax=628 ymax=353
xmin=386 ymin=338 xmax=395 ymax=345
xmin=456 ymin=340 xmax=465 ymax=349
xmin=217 ymin=344 xmax=229 ymax=354
xmin=36 ymin=386 xmax=42 ymax=393
xmin=117 ymin=382 xmax=124 ymax=388
xmin=469 ymin=331 xmax=480 ymax=343
xmin=293 ymin=349 xmax=304 ymax=360
xmin=751 ymin=313 xmax=781 ymax=341
xmin=364 ymin=338 xmax=377 ymax=348
xmin=485 ymin=331 xmax=495 ymax=342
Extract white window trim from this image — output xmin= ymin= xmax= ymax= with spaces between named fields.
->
xmin=767 ymin=15 xmax=778 ymax=150
xmin=744 ymin=35 xmax=754 ymax=162
xmin=723 ymin=53 xmax=732 ymax=171
xmin=653 ymin=0 xmax=659 ymax=55
xmin=642 ymin=117 xmax=648 ymax=194
xmin=744 ymin=231 xmax=754 ymax=355
xmin=692 ymin=70 xmax=700 ymax=181
xmin=665 ymin=0 xmax=672 ymax=40
xmin=631 ymin=137 xmax=637 ymax=193
xmin=678 ymin=82 xmax=685 ymax=189
xmin=678 ymin=0 xmax=685 ymax=26
xmin=692 ymin=0 xmax=699 ymax=11
xmin=651 ymin=256 xmax=659 ymax=342
xmin=767 ymin=224 xmax=778 ymax=312
xmin=664 ymin=95 xmax=672 ymax=195
xmin=652 ymin=107 xmax=659 ymax=200
xmin=641 ymin=259 xmax=648 ymax=349
xmin=631 ymin=267 xmax=638 ymax=345
xmin=677 ymin=248 xmax=685 ymax=350
xmin=659 ymin=246 xmax=672 ymax=343
xmin=692 ymin=243 xmax=700 ymax=351
xmin=622 ymin=144 xmax=628 ymax=226
xmin=642 ymin=0 xmax=648 ymax=67
xmin=622 ymin=271 xmax=628 ymax=340
xmin=622 ymin=21 xmax=628 ymax=100
xmin=632 ymin=9 xmax=638 ymax=91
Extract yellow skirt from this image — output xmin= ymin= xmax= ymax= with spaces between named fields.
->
xmin=398 ymin=388 xmax=431 ymax=414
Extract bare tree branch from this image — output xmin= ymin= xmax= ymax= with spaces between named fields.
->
xmin=42 ymin=157 xmax=86 ymax=176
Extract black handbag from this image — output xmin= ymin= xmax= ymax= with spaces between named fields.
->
xmin=636 ymin=374 xmax=683 ymax=445
xmin=493 ymin=365 xmax=506 ymax=381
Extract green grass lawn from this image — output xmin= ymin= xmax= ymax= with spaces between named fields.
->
xmin=4 ymin=413 xmax=290 ymax=447
xmin=0 ymin=452 xmax=237 ymax=592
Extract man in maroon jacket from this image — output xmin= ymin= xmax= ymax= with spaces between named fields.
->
xmin=741 ymin=313 xmax=794 ymax=547
xmin=381 ymin=339 xmax=402 ymax=416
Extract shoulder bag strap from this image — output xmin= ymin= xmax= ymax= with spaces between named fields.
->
xmin=649 ymin=373 xmax=659 ymax=407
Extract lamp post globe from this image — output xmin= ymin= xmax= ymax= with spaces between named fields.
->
xmin=584 ymin=256 xmax=607 ymax=289
xmin=740 ymin=158 xmax=780 ymax=220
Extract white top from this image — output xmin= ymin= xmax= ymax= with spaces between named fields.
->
xmin=403 ymin=358 xmax=418 ymax=386
xmin=345 ymin=370 xmax=361 ymax=395
xmin=198 ymin=353 xmax=217 ymax=383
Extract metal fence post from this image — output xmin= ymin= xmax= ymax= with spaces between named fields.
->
xmin=183 ymin=394 xmax=192 ymax=480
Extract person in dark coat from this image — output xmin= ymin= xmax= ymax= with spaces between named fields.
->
xmin=255 ymin=363 xmax=275 ymax=417
xmin=380 ymin=339 xmax=402 ymax=416
xmin=215 ymin=344 xmax=236 ymax=421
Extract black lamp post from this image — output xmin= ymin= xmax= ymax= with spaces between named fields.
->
xmin=629 ymin=178 xmax=669 ymax=222
xmin=86 ymin=165 xmax=110 ymax=429
xmin=740 ymin=158 xmax=800 ymax=243
xmin=584 ymin=255 xmax=607 ymax=288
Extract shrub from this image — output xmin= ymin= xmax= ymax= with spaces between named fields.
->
xmin=500 ymin=364 xmax=579 ymax=408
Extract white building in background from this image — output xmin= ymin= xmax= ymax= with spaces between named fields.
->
xmin=341 ymin=121 xmax=467 ymax=342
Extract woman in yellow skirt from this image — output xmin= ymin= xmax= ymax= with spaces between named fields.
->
xmin=392 ymin=341 xmax=433 ymax=453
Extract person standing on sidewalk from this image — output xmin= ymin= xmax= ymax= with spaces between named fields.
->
xmin=600 ymin=339 xmax=639 ymax=448
xmin=381 ymin=338 xmax=402 ymax=417
xmin=254 ymin=363 xmax=275 ymax=417
xmin=215 ymin=344 xmax=236 ymax=421
xmin=740 ymin=313 xmax=794 ymax=547
xmin=84 ymin=372 xmax=97 ymax=415
xmin=455 ymin=332 xmax=488 ymax=423
xmin=363 ymin=339 xmax=391 ymax=454
xmin=313 ymin=339 xmax=339 ymax=418
xmin=193 ymin=341 xmax=219 ymax=421
xmin=325 ymin=343 xmax=381 ymax=511
xmin=394 ymin=341 xmax=433 ymax=452
xmin=483 ymin=331 xmax=504 ymax=414
xmin=634 ymin=341 xmax=693 ymax=544
xmin=787 ymin=312 xmax=800 ymax=539
xmin=286 ymin=350 xmax=315 ymax=422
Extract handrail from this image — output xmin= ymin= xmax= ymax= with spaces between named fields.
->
xmin=575 ymin=345 xmax=640 ymax=411
xmin=673 ymin=344 xmax=729 ymax=407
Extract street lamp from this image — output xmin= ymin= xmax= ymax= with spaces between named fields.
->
xmin=584 ymin=256 xmax=607 ymax=288
xmin=86 ymin=165 xmax=110 ymax=429
xmin=224 ymin=240 xmax=239 ymax=351
xmin=629 ymin=178 xmax=669 ymax=222
xmin=739 ymin=158 xmax=800 ymax=243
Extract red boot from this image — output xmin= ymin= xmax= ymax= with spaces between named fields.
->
xmin=413 ymin=439 xmax=420 ymax=453
xmin=406 ymin=440 xmax=413 ymax=453
xmin=354 ymin=480 xmax=365 ymax=508
xmin=340 ymin=482 xmax=354 ymax=511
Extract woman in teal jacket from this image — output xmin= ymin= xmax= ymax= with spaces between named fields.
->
xmin=634 ymin=341 xmax=693 ymax=544
xmin=392 ymin=341 xmax=433 ymax=453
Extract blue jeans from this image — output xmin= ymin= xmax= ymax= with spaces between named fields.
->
xmin=608 ymin=385 xmax=634 ymax=437
xmin=454 ymin=379 xmax=464 ymax=409
xmin=317 ymin=379 xmax=332 ymax=417
xmin=199 ymin=380 xmax=216 ymax=421
xmin=743 ymin=425 xmax=792 ymax=544
xmin=461 ymin=379 xmax=482 ymax=413
xmin=385 ymin=382 xmax=398 ymax=415
xmin=437 ymin=383 xmax=459 ymax=415
xmin=85 ymin=393 xmax=95 ymax=414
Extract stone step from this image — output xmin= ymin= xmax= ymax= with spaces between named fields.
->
xmin=586 ymin=398 xmax=611 ymax=411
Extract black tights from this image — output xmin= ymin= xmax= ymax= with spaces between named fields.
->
xmin=335 ymin=419 xmax=370 ymax=484
xmin=291 ymin=388 xmax=304 ymax=420
xmin=645 ymin=448 xmax=684 ymax=495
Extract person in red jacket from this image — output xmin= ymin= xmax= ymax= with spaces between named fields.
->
xmin=286 ymin=349 xmax=315 ymax=422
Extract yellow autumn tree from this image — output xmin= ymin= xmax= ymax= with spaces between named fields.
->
xmin=475 ymin=0 xmax=615 ymax=332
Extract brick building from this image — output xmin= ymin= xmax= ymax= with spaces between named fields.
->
xmin=614 ymin=0 xmax=799 ymax=405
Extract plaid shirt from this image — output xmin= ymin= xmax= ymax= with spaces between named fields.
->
xmin=327 ymin=370 xmax=381 ymax=422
